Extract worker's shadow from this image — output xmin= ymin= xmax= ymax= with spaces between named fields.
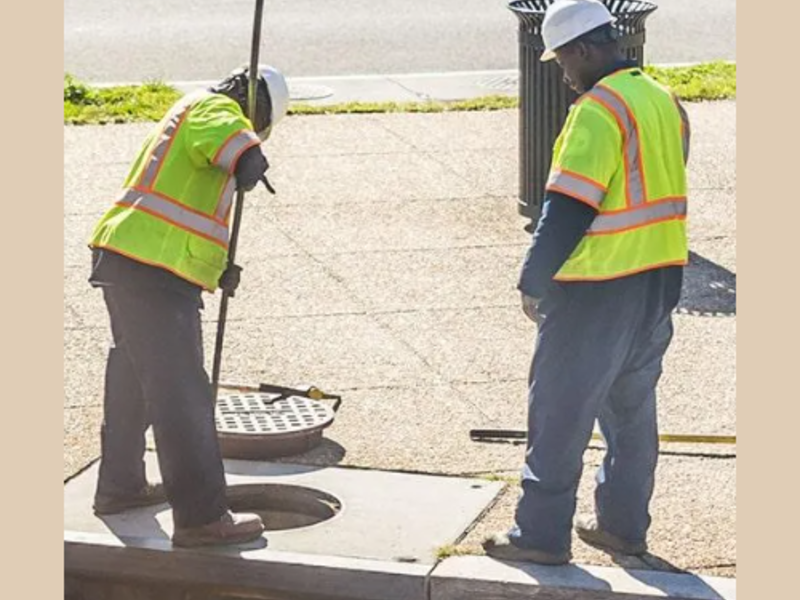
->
xmin=677 ymin=251 xmax=736 ymax=316
xmin=222 ymin=437 xmax=348 ymax=476
xmin=491 ymin=554 xmax=728 ymax=599
xmin=484 ymin=559 xmax=614 ymax=593
xmin=611 ymin=552 xmax=730 ymax=599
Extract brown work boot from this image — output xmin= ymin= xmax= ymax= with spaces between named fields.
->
xmin=93 ymin=483 xmax=168 ymax=515
xmin=172 ymin=510 xmax=265 ymax=548
xmin=575 ymin=516 xmax=647 ymax=555
xmin=482 ymin=532 xmax=571 ymax=565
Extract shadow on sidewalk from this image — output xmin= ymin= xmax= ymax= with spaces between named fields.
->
xmin=610 ymin=551 xmax=730 ymax=599
xmin=489 ymin=560 xmax=615 ymax=594
xmin=677 ymin=251 xmax=736 ymax=316
xmin=222 ymin=438 xmax=348 ymax=475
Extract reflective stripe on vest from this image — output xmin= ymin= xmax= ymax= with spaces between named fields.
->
xmin=552 ymin=69 xmax=688 ymax=282
xmin=215 ymin=177 xmax=237 ymax=222
xmin=116 ymin=187 xmax=229 ymax=248
xmin=139 ymin=102 xmax=193 ymax=189
xmin=123 ymin=93 xmax=244 ymax=245
xmin=673 ymin=97 xmax=691 ymax=164
xmin=547 ymin=169 xmax=607 ymax=208
xmin=213 ymin=130 xmax=261 ymax=172
xmin=585 ymin=84 xmax=647 ymax=206
xmin=588 ymin=197 xmax=687 ymax=235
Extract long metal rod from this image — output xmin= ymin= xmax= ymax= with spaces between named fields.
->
xmin=211 ymin=0 xmax=265 ymax=401
xmin=469 ymin=429 xmax=737 ymax=446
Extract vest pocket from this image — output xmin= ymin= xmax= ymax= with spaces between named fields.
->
xmin=186 ymin=237 xmax=227 ymax=287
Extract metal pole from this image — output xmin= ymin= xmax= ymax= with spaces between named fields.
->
xmin=211 ymin=0 xmax=265 ymax=401
xmin=469 ymin=429 xmax=737 ymax=446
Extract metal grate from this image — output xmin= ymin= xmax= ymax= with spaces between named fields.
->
xmin=288 ymin=83 xmax=335 ymax=102
xmin=478 ymin=74 xmax=520 ymax=93
xmin=216 ymin=393 xmax=335 ymax=436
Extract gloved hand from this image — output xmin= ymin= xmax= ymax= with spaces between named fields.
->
xmin=218 ymin=264 xmax=243 ymax=297
xmin=521 ymin=293 xmax=542 ymax=325
xmin=235 ymin=146 xmax=269 ymax=192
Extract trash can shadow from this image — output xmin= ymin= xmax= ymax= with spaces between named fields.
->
xmin=677 ymin=251 xmax=736 ymax=317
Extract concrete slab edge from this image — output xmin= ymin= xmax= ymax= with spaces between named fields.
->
xmin=429 ymin=556 xmax=736 ymax=600
xmin=65 ymin=530 xmax=429 ymax=600
xmin=66 ymin=531 xmax=735 ymax=600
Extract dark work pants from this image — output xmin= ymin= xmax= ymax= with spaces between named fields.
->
xmin=509 ymin=267 xmax=682 ymax=554
xmin=94 ymin=284 xmax=228 ymax=528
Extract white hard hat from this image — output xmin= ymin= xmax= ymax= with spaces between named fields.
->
xmin=540 ymin=0 xmax=617 ymax=62
xmin=257 ymin=65 xmax=289 ymax=140
xmin=258 ymin=65 xmax=289 ymax=126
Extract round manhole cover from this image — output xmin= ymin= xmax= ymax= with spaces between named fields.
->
xmin=215 ymin=393 xmax=337 ymax=459
xmin=215 ymin=393 xmax=335 ymax=436
xmin=288 ymin=83 xmax=335 ymax=101
xmin=226 ymin=484 xmax=342 ymax=531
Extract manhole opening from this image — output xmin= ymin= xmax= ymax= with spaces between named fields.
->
xmin=226 ymin=484 xmax=342 ymax=531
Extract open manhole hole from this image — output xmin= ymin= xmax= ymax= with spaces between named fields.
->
xmin=226 ymin=484 xmax=342 ymax=531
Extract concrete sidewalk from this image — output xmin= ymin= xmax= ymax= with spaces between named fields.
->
xmin=64 ymin=101 xmax=736 ymax=579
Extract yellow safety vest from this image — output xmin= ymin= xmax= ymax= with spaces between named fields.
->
xmin=89 ymin=91 xmax=262 ymax=291
xmin=547 ymin=68 xmax=691 ymax=281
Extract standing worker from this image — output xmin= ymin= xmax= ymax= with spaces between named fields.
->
xmin=88 ymin=65 xmax=290 ymax=548
xmin=483 ymin=0 xmax=691 ymax=564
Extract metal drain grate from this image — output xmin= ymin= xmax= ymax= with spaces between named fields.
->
xmin=288 ymin=83 xmax=335 ymax=102
xmin=478 ymin=74 xmax=520 ymax=93
xmin=216 ymin=393 xmax=335 ymax=436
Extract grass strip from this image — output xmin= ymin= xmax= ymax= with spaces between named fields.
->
xmin=64 ymin=61 xmax=735 ymax=125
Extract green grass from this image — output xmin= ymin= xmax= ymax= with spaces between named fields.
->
xmin=435 ymin=544 xmax=481 ymax=560
xmin=645 ymin=61 xmax=736 ymax=101
xmin=64 ymin=74 xmax=182 ymax=125
xmin=476 ymin=473 xmax=520 ymax=485
xmin=288 ymin=94 xmax=519 ymax=116
xmin=64 ymin=61 xmax=735 ymax=125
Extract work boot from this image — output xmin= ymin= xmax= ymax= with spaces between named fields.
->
xmin=482 ymin=533 xmax=571 ymax=565
xmin=172 ymin=510 xmax=265 ymax=548
xmin=575 ymin=516 xmax=648 ymax=555
xmin=93 ymin=482 xmax=168 ymax=515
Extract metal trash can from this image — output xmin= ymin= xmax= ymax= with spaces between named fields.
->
xmin=508 ymin=0 xmax=658 ymax=226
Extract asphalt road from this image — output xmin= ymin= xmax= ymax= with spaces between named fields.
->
xmin=65 ymin=0 xmax=735 ymax=83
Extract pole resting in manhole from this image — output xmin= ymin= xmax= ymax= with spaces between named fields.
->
xmin=211 ymin=0 xmax=266 ymax=400
xmin=207 ymin=2 xmax=346 ymax=460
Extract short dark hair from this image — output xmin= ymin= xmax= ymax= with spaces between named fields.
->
xmin=569 ymin=23 xmax=620 ymax=50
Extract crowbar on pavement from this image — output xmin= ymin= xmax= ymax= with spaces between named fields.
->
xmin=469 ymin=428 xmax=736 ymax=445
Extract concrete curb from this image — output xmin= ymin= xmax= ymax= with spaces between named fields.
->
xmin=65 ymin=531 xmax=429 ymax=600
xmin=431 ymin=556 xmax=736 ymax=600
xmin=65 ymin=532 xmax=735 ymax=600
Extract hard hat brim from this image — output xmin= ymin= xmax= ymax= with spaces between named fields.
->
xmin=540 ymin=49 xmax=557 ymax=62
